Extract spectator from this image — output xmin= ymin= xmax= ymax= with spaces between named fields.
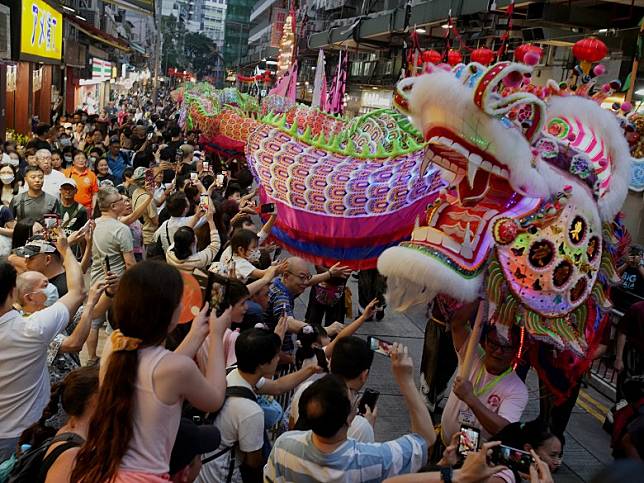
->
xmin=290 ymin=332 xmax=378 ymax=442
xmin=64 ymin=152 xmax=99 ymax=213
xmin=221 ymin=229 xmax=269 ymax=283
xmin=95 ymin=157 xmax=117 ymax=186
xmin=198 ymin=328 xmax=282 ymax=482
xmin=615 ymin=301 xmax=644 ymax=400
xmin=57 ymin=178 xmax=89 ymax=238
xmin=0 ymin=234 xmax=84 ymax=461
xmin=71 ymin=122 xmax=84 ymax=148
xmin=26 ymin=123 xmax=52 ymax=151
xmin=131 ymin=167 xmax=159 ymax=254
xmin=441 ymin=303 xmax=528 ymax=443
xmin=265 ymin=257 xmax=350 ymax=351
xmin=265 ymin=344 xmax=436 ymax=482
xmin=0 ymin=164 xmax=21 ymax=207
xmin=306 ymin=265 xmax=349 ymax=327
xmin=9 ymin=166 xmax=60 ymax=222
xmin=243 ymin=283 xmax=270 ymax=329
xmin=166 ymin=205 xmax=219 ymax=273
xmin=119 ymin=194 xmax=145 ymax=261
xmin=154 ymin=191 xmax=206 ymax=252
xmin=35 ymin=149 xmax=67 ymax=197
xmin=169 ymin=418 xmax=222 ymax=483
xmin=105 ymin=136 xmax=130 ymax=184
xmin=615 ymin=248 xmax=644 ymax=311
xmin=50 ymin=150 xmax=64 ymax=172
xmin=488 ymin=420 xmax=562 ymax=483
xmin=35 ymin=366 xmax=99 ymax=482
xmin=70 ymin=262 xmax=230 ymax=482
xmin=119 ymin=167 xmax=136 ymax=197
xmin=18 ymin=238 xmax=69 ymax=297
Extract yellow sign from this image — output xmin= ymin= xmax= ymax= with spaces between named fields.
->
xmin=20 ymin=0 xmax=63 ymax=62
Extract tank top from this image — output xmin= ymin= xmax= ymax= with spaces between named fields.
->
xmin=110 ymin=343 xmax=182 ymax=474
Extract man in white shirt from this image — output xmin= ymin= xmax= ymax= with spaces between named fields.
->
xmin=0 ymin=234 xmax=85 ymax=461
xmin=289 ymin=336 xmax=377 ymax=442
xmin=36 ymin=149 xmax=67 ymax=197
xmin=197 ymin=328 xmax=282 ymax=483
xmin=441 ymin=302 xmax=529 ymax=444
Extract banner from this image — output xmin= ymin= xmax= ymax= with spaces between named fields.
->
xmin=20 ymin=0 xmax=63 ymax=63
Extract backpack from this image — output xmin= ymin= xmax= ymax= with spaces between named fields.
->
xmin=7 ymin=432 xmax=84 ymax=483
xmin=196 ymin=385 xmax=259 ymax=483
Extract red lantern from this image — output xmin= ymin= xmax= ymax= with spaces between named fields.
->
xmin=515 ymin=44 xmax=542 ymax=63
xmin=422 ymin=49 xmax=443 ymax=64
xmin=471 ymin=47 xmax=495 ymax=66
xmin=447 ymin=49 xmax=463 ymax=66
xmin=572 ymin=37 xmax=608 ymax=63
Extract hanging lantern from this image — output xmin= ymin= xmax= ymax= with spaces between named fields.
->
xmin=447 ymin=49 xmax=463 ymax=66
xmin=422 ymin=49 xmax=443 ymax=64
xmin=471 ymin=47 xmax=495 ymax=66
xmin=573 ymin=37 xmax=608 ymax=75
xmin=514 ymin=43 xmax=542 ymax=64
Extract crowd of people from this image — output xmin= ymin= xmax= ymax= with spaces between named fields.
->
xmin=0 ymin=85 xmax=642 ymax=483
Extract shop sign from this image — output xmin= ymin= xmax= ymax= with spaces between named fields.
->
xmin=92 ymin=58 xmax=112 ymax=81
xmin=6 ymin=65 xmax=16 ymax=92
xmin=0 ymin=4 xmax=10 ymax=60
xmin=20 ymin=0 xmax=63 ymax=63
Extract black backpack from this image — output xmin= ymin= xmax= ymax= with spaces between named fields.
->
xmin=8 ymin=432 xmax=84 ymax=483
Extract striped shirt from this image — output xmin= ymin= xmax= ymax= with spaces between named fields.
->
xmin=264 ymin=430 xmax=428 ymax=483
xmin=265 ymin=277 xmax=296 ymax=352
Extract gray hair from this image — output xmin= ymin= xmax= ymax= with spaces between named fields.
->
xmin=35 ymin=149 xmax=51 ymax=159
xmin=98 ymin=186 xmax=121 ymax=211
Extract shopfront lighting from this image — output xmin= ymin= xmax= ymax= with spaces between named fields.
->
xmin=415 ymin=28 xmax=426 ymax=33
xmin=75 ymin=15 xmax=87 ymax=21
xmin=62 ymin=5 xmax=75 ymax=12
xmin=441 ymin=24 xmax=452 ymax=29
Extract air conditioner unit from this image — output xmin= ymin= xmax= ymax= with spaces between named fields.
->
xmin=0 ymin=4 xmax=10 ymax=60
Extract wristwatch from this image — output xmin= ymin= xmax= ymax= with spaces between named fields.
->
xmin=440 ymin=467 xmax=453 ymax=483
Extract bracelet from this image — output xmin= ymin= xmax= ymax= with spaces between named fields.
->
xmin=440 ymin=467 xmax=453 ymax=483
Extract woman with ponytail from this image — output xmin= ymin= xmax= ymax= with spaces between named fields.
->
xmin=70 ymin=261 xmax=231 ymax=482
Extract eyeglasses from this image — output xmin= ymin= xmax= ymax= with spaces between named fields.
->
xmin=286 ymin=271 xmax=312 ymax=282
xmin=485 ymin=337 xmax=515 ymax=354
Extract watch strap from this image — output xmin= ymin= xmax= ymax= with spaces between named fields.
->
xmin=440 ymin=467 xmax=453 ymax=483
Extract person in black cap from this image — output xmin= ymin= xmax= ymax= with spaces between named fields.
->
xmin=170 ymin=418 xmax=221 ymax=483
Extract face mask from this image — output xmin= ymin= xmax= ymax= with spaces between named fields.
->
xmin=60 ymin=137 xmax=71 ymax=147
xmin=0 ymin=174 xmax=15 ymax=184
xmin=89 ymin=157 xmax=97 ymax=164
xmin=248 ymin=248 xmax=261 ymax=263
xmin=43 ymin=283 xmax=60 ymax=307
xmin=64 ymin=155 xmax=72 ymax=163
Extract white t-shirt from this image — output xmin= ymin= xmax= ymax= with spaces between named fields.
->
xmin=289 ymin=378 xmax=375 ymax=443
xmin=0 ymin=304 xmax=69 ymax=438
xmin=154 ymin=216 xmax=207 ymax=252
xmin=197 ymin=369 xmax=265 ymax=483
xmin=219 ymin=228 xmax=270 ymax=264
xmin=441 ymin=347 xmax=528 ymax=443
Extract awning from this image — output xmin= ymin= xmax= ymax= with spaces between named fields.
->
xmin=130 ymin=42 xmax=148 ymax=56
xmin=65 ymin=13 xmax=132 ymax=52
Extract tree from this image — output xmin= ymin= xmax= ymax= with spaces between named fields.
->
xmin=161 ymin=15 xmax=187 ymax=73
xmin=184 ymin=32 xmax=222 ymax=78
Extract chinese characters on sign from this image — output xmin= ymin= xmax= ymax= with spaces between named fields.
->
xmin=20 ymin=0 xmax=63 ymax=62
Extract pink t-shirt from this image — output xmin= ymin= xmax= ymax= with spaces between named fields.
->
xmin=196 ymin=329 xmax=239 ymax=373
xmin=441 ymin=346 xmax=528 ymax=443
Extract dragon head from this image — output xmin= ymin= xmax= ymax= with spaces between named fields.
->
xmin=378 ymin=62 xmax=631 ymax=334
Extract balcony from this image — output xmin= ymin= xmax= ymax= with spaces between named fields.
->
xmin=250 ymin=0 xmax=279 ymax=23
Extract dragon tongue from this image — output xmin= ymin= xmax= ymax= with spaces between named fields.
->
xmin=458 ymin=168 xmax=491 ymax=206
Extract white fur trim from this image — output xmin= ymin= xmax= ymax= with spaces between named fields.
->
xmin=547 ymin=96 xmax=631 ymax=221
xmin=377 ymin=246 xmax=484 ymax=311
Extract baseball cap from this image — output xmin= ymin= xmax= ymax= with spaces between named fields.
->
xmin=60 ymin=178 xmax=77 ymax=189
xmin=169 ymin=418 xmax=221 ymax=475
xmin=62 ymin=122 xmax=73 ymax=129
xmin=109 ymin=135 xmax=120 ymax=145
xmin=132 ymin=166 xmax=147 ymax=181
xmin=193 ymin=150 xmax=202 ymax=158
xmin=15 ymin=238 xmax=57 ymax=258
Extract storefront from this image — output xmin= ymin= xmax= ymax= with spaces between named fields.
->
xmin=3 ymin=0 xmax=63 ymax=134
xmin=76 ymin=57 xmax=112 ymax=113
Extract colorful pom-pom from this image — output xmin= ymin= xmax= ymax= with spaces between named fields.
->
xmin=592 ymin=64 xmax=606 ymax=76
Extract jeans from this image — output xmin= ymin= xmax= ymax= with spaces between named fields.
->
xmin=0 ymin=437 xmax=19 ymax=463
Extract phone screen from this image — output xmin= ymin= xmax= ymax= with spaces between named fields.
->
xmin=43 ymin=214 xmax=60 ymax=229
xmin=367 ymin=336 xmax=393 ymax=357
xmin=260 ymin=203 xmax=275 ymax=214
xmin=490 ymin=445 xmax=534 ymax=474
xmin=358 ymin=389 xmax=380 ymax=415
xmin=458 ymin=425 xmax=480 ymax=456
xmin=200 ymin=193 xmax=209 ymax=210
xmin=203 ymin=161 xmax=209 ymax=171
xmin=215 ymin=174 xmax=225 ymax=187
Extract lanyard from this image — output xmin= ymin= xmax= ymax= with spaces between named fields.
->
xmin=473 ymin=364 xmax=512 ymax=397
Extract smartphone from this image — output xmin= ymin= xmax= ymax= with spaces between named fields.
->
xmin=367 ymin=336 xmax=393 ymax=357
xmin=203 ymin=161 xmax=209 ymax=171
xmin=190 ymin=172 xmax=198 ymax=182
xmin=260 ymin=203 xmax=275 ymax=214
xmin=358 ymin=388 xmax=380 ymax=415
xmin=200 ymin=193 xmax=209 ymax=210
xmin=43 ymin=214 xmax=60 ymax=229
xmin=458 ymin=425 xmax=480 ymax=456
xmin=215 ymin=174 xmax=225 ymax=187
xmin=144 ymin=168 xmax=155 ymax=191
xmin=147 ymin=132 xmax=153 ymax=140
xmin=490 ymin=444 xmax=535 ymax=474
xmin=104 ymin=255 xmax=111 ymax=274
